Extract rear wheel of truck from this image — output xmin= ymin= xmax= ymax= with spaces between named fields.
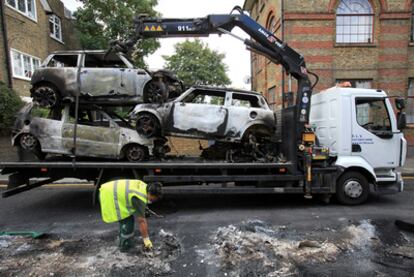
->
xmin=336 ymin=171 xmax=369 ymax=205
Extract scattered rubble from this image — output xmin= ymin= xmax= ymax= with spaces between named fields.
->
xmin=0 ymin=229 xmax=181 ymax=277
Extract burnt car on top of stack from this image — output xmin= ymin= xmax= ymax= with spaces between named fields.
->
xmin=30 ymin=50 xmax=184 ymax=108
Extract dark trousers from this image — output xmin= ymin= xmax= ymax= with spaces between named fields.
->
xmin=119 ymin=215 xmax=135 ymax=251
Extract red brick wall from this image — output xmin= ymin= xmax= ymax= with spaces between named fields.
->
xmin=247 ymin=0 xmax=414 ymax=145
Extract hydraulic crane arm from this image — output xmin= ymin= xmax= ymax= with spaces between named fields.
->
xmin=116 ymin=6 xmax=317 ymax=125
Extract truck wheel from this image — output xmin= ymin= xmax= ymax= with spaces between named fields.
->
xmin=125 ymin=144 xmax=148 ymax=162
xmin=32 ymin=85 xmax=60 ymax=108
xmin=336 ymin=171 xmax=369 ymax=205
xmin=136 ymin=113 xmax=160 ymax=138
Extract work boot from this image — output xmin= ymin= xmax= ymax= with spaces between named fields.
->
xmin=118 ymin=216 xmax=135 ymax=252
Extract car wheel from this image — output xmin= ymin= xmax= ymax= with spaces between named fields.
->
xmin=136 ymin=113 xmax=160 ymax=138
xmin=144 ymin=81 xmax=168 ymax=103
xmin=32 ymin=85 xmax=60 ymax=108
xmin=336 ymin=171 xmax=370 ymax=205
xmin=19 ymin=133 xmax=46 ymax=160
xmin=125 ymin=144 xmax=148 ymax=162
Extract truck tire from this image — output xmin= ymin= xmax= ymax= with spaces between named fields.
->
xmin=336 ymin=171 xmax=369 ymax=205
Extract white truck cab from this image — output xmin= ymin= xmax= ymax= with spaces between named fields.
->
xmin=310 ymin=86 xmax=406 ymax=204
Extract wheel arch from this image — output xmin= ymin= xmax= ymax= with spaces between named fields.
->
xmin=240 ymin=121 xmax=273 ymax=140
xmin=121 ymin=142 xmax=149 ymax=161
xmin=335 ymin=156 xmax=376 ymax=185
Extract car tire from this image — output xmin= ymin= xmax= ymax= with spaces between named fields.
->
xmin=136 ymin=113 xmax=160 ymax=138
xmin=32 ymin=85 xmax=60 ymax=108
xmin=19 ymin=133 xmax=46 ymax=160
xmin=336 ymin=171 xmax=369 ymax=205
xmin=124 ymin=144 xmax=149 ymax=162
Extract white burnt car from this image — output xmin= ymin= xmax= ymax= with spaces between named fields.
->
xmin=12 ymin=104 xmax=153 ymax=161
xmin=129 ymin=87 xmax=277 ymax=142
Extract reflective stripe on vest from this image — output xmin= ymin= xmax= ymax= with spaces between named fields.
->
xmin=99 ymin=179 xmax=148 ymax=223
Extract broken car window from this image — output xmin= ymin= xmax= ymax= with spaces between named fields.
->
xmin=84 ymin=54 xmax=128 ymax=68
xmin=47 ymin=55 xmax=78 ymax=67
xmin=183 ymin=90 xmax=225 ymax=106
xmin=232 ymin=93 xmax=261 ymax=108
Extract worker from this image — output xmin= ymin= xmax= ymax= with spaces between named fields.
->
xmin=99 ymin=179 xmax=162 ymax=252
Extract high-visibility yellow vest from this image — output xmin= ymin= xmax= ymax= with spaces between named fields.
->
xmin=99 ymin=179 xmax=148 ymax=223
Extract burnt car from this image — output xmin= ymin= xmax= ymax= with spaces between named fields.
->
xmin=30 ymin=50 xmax=183 ymax=108
xmin=129 ymin=86 xmax=276 ymax=143
xmin=12 ymin=104 xmax=153 ymax=162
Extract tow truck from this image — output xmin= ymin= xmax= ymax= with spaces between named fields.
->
xmin=0 ymin=7 xmax=407 ymax=205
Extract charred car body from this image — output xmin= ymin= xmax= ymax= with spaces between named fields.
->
xmin=130 ymin=86 xmax=277 ymax=144
xmin=30 ymin=50 xmax=183 ymax=108
xmin=12 ymin=104 xmax=154 ymax=162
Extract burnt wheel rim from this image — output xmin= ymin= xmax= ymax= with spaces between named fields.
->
xmin=136 ymin=115 xmax=157 ymax=137
xmin=20 ymin=134 xmax=38 ymax=150
xmin=126 ymin=145 xmax=145 ymax=162
xmin=34 ymin=87 xmax=58 ymax=108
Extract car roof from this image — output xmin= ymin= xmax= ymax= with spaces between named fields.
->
xmin=192 ymin=86 xmax=262 ymax=96
xmin=50 ymin=50 xmax=117 ymax=55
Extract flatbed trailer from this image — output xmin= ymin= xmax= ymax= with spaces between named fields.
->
xmin=0 ymin=159 xmax=338 ymax=199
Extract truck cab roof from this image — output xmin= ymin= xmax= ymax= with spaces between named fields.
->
xmin=319 ymin=86 xmax=387 ymax=98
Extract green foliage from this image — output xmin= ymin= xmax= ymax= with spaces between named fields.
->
xmin=163 ymin=40 xmax=231 ymax=88
xmin=0 ymin=82 xmax=23 ymax=135
xmin=74 ymin=0 xmax=160 ymax=67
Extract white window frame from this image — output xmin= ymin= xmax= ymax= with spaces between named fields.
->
xmin=10 ymin=49 xmax=41 ymax=81
xmin=49 ymin=14 xmax=64 ymax=43
xmin=6 ymin=0 xmax=37 ymax=22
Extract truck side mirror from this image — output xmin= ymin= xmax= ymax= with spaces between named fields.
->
xmin=395 ymin=98 xmax=405 ymax=110
xmin=397 ymin=112 xmax=406 ymax=130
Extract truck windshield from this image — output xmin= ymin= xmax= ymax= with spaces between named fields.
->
xmin=355 ymin=98 xmax=391 ymax=132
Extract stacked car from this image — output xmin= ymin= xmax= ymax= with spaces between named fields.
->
xmin=13 ymin=50 xmax=277 ymax=162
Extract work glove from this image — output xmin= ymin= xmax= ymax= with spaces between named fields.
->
xmin=143 ymin=237 xmax=153 ymax=250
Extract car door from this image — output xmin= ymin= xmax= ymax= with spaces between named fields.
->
xmin=79 ymin=53 xmax=124 ymax=97
xmin=166 ymin=89 xmax=228 ymax=138
xmin=61 ymin=108 xmax=121 ymax=158
xmin=351 ymin=97 xmax=400 ymax=168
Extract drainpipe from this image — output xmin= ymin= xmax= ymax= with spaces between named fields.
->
xmin=0 ymin=0 xmax=13 ymax=88
xmin=281 ymin=0 xmax=285 ymax=108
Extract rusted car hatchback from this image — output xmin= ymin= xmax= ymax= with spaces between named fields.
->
xmin=12 ymin=104 xmax=153 ymax=162
xmin=30 ymin=50 xmax=183 ymax=108
xmin=129 ymin=86 xmax=276 ymax=142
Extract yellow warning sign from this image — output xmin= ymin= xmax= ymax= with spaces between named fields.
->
xmin=156 ymin=25 xmax=163 ymax=31
xmin=150 ymin=26 xmax=156 ymax=31
xmin=144 ymin=26 xmax=149 ymax=31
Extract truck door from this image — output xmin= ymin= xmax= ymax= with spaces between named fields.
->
xmin=167 ymin=89 xmax=228 ymax=138
xmin=351 ymin=97 xmax=400 ymax=168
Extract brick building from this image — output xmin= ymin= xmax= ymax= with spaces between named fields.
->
xmin=0 ymin=0 xmax=79 ymax=97
xmin=243 ymin=0 xmax=414 ymax=146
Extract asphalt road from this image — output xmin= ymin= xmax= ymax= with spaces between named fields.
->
xmin=1 ymin=182 xmax=414 ymax=276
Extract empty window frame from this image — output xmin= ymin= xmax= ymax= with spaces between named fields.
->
xmin=183 ymin=90 xmax=226 ymax=106
xmin=11 ymin=49 xmax=41 ymax=80
xmin=47 ymin=55 xmax=78 ymax=67
xmin=49 ymin=14 xmax=63 ymax=42
xmin=231 ymin=93 xmax=261 ymax=108
xmin=84 ymin=54 xmax=128 ymax=68
xmin=6 ymin=0 xmax=36 ymax=20
xmin=336 ymin=0 xmax=374 ymax=43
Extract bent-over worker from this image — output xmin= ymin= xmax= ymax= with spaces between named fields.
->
xmin=99 ymin=179 xmax=162 ymax=252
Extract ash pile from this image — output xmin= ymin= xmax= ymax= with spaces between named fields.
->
xmin=197 ymin=219 xmax=414 ymax=277
xmin=0 ymin=229 xmax=181 ymax=277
